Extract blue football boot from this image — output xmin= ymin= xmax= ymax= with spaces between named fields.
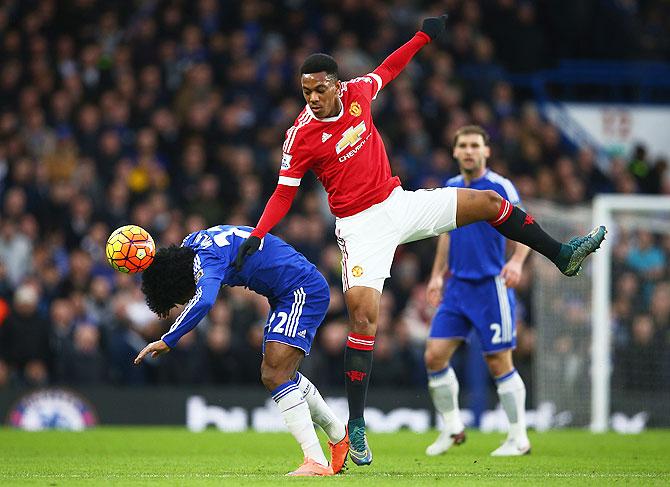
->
xmin=557 ymin=225 xmax=607 ymax=276
xmin=348 ymin=418 xmax=372 ymax=466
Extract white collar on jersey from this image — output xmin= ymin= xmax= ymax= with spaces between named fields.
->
xmin=305 ymin=96 xmax=344 ymax=122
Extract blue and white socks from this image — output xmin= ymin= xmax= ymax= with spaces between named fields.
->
xmin=295 ymin=372 xmax=346 ymax=443
xmin=428 ymin=366 xmax=464 ymax=434
xmin=495 ymin=369 xmax=528 ymax=443
xmin=272 ymin=380 xmax=328 ymax=466
xmin=430 ymin=365 xmax=528 ymax=445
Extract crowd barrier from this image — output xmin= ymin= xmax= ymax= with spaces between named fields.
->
xmin=1 ymin=386 xmax=662 ymax=432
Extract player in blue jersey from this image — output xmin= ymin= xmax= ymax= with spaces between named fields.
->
xmin=425 ymin=126 xmax=532 ymax=457
xmin=133 ymin=225 xmax=349 ymax=476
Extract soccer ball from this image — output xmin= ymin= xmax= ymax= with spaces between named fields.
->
xmin=106 ymin=225 xmax=155 ymax=273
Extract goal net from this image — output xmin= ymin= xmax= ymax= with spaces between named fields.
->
xmin=526 ymin=200 xmax=594 ymax=427
xmin=527 ymin=195 xmax=670 ymax=430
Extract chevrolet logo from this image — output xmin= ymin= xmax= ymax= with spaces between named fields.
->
xmin=335 ymin=121 xmax=366 ymax=154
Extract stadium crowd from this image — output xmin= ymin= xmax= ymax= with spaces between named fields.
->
xmin=1 ymin=0 xmax=669 ymax=405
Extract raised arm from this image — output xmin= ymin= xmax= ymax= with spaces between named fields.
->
xmin=372 ymin=15 xmax=448 ymax=90
xmin=250 ymin=184 xmax=299 ymax=240
xmin=233 ymin=184 xmax=299 ymax=271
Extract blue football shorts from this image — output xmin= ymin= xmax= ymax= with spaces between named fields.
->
xmin=429 ymin=275 xmax=516 ymax=353
xmin=263 ymin=271 xmax=330 ymax=355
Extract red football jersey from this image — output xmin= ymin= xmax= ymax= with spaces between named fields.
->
xmin=278 ymin=74 xmax=401 ymax=218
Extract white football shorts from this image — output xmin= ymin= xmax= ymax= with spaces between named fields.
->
xmin=335 ymin=186 xmax=458 ymax=293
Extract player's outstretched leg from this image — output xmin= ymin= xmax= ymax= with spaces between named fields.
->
xmin=488 ymin=194 xmax=607 ymax=276
xmin=426 ymin=366 xmax=466 ymax=456
xmin=491 ymin=369 xmax=531 ymax=456
xmin=457 ymin=189 xmax=606 ymax=276
xmin=295 ymin=372 xmax=349 ymax=473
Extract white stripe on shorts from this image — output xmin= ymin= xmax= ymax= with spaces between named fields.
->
xmin=287 ymin=288 xmax=306 ymax=338
xmin=495 ymin=276 xmax=512 ymax=343
xmin=336 ymin=232 xmax=350 ymax=291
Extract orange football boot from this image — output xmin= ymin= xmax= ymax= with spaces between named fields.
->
xmin=286 ymin=458 xmax=334 ymax=477
xmin=328 ymin=428 xmax=350 ymax=474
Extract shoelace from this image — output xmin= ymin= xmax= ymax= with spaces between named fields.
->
xmin=568 ymin=235 xmax=589 ymax=248
xmin=349 ymin=425 xmax=368 ymax=452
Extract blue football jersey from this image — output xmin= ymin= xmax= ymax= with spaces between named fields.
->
xmin=161 ymin=225 xmax=320 ymax=348
xmin=446 ymin=170 xmax=522 ymax=280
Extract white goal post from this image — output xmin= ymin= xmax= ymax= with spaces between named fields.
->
xmin=591 ymin=194 xmax=670 ymax=432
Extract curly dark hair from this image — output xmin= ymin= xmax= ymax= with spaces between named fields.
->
xmin=141 ymin=245 xmax=196 ymax=319
xmin=300 ymin=53 xmax=338 ymax=81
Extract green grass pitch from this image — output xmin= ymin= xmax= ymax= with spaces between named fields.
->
xmin=1 ymin=428 xmax=669 ymax=485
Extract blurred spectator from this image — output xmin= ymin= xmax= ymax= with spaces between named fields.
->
xmin=650 ymin=282 xmax=670 ymax=331
xmin=0 ymin=0 xmax=667 ymax=397
xmin=157 ymin=330 xmax=208 ymax=384
xmin=0 ymin=283 xmax=50 ymax=386
xmin=235 ymin=324 xmax=264 ymax=385
xmin=616 ymin=314 xmax=662 ymax=391
xmin=626 ymin=230 xmax=666 ymax=296
xmin=59 ymin=323 xmax=107 ymax=384
xmin=309 ymin=321 xmax=348 ymax=388
xmin=203 ymin=300 xmax=245 ymax=384
xmin=0 ymin=218 xmax=33 ymax=287
xmin=576 ymin=147 xmax=614 ymax=197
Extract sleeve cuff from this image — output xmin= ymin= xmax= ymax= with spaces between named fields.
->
xmin=367 ymin=72 xmax=383 ymax=99
xmin=278 ymin=176 xmax=301 ymax=186
xmin=416 ymin=31 xmax=431 ymax=43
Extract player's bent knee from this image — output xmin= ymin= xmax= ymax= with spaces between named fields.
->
xmin=260 ymin=364 xmax=291 ymax=391
xmin=350 ymin=321 xmax=376 ymax=336
xmin=466 ymin=189 xmax=504 ymax=223
xmin=424 ymin=348 xmax=446 ymax=372
xmin=484 ymin=352 xmax=513 ymax=377
xmin=349 ymin=313 xmax=377 ymax=335
xmin=483 ymin=189 xmax=503 ymax=213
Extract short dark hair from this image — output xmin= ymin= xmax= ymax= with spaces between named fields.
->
xmin=453 ymin=125 xmax=490 ymax=147
xmin=141 ymin=245 xmax=196 ymax=319
xmin=300 ymin=53 xmax=338 ymax=81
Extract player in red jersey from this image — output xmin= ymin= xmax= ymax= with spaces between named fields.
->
xmin=235 ymin=15 xmax=606 ymax=466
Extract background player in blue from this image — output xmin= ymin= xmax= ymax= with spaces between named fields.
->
xmin=425 ymin=126 xmax=531 ymax=457
xmin=133 ymin=225 xmax=349 ymax=476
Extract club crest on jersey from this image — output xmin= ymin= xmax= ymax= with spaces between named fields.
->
xmin=351 ymin=265 xmax=364 ymax=278
xmin=281 ymin=153 xmax=292 ymax=170
xmin=194 ymin=269 xmax=204 ymax=284
xmin=335 ymin=121 xmax=366 ymax=154
xmin=193 ymin=254 xmax=204 ymax=283
xmin=349 ymin=101 xmax=362 ymax=117
xmin=321 ymin=132 xmax=332 ymax=143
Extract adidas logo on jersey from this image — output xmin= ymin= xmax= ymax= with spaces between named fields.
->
xmin=321 ymin=132 xmax=332 ymax=143
xmin=297 ymin=330 xmax=307 ymax=338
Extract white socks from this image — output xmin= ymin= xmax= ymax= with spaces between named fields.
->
xmin=428 ymin=367 xmax=464 ymax=434
xmin=272 ymin=380 xmax=328 ymax=466
xmin=495 ymin=369 xmax=528 ymax=443
xmin=429 ymin=365 xmax=528 ymax=444
xmin=295 ymin=372 xmax=347 ymax=443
